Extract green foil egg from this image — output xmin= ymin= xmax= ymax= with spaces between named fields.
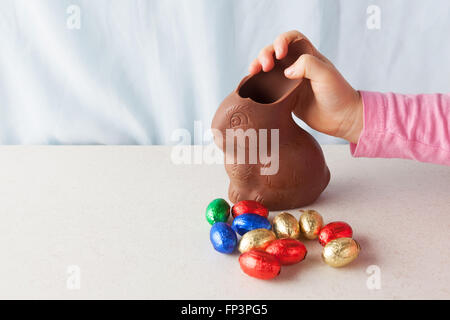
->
xmin=206 ymin=198 xmax=230 ymax=225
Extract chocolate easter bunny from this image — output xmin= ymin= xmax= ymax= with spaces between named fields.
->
xmin=211 ymin=39 xmax=330 ymax=210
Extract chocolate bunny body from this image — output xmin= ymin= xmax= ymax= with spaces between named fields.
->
xmin=211 ymin=40 xmax=330 ymax=210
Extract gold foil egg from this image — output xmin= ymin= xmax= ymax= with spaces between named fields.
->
xmin=299 ymin=209 xmax=324 ymax=240
xmin=272 ymin=212 xmax=300 ymax=239
xmin=238 ymin=229 xmax=276 ymax=253
xmin=322 ymin=237 xmax=361 ymax=267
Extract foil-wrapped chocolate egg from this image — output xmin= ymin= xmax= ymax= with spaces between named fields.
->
xmin=239 ymin=250 xmax=281 ymax=280
xmin=319 ymin=221 xmax=353 ymax=246
xmin=265 ymin=239 xmax=307 ymax=265
xmin=272 ymin=212 xmax=300 ymax=239
xmin=206 ymin=198 xmax=230 ymax=225
xmin=322 ymin=237 xmax=360 ymax=267
xmin=299 ymin=209 xmax=323 ymax=240
xmin=231 ymin=200 xmax=269 ymax=218
xmin=210 ymin=222 xmax=237 ymax=254
xmin=231 ymin=213 xmax=272 ymax=236
xmin=238 ymin=228 xmax=276 ymax=253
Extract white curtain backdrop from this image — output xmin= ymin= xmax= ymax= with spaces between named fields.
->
xmin=0 ymin=0 xmax=449 ymax=144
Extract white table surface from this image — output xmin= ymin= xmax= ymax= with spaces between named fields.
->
xmin=0 ymin=145 xmax=448 ymax=300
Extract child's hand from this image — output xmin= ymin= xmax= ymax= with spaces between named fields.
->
xmin=249 ymin=30 xmax=363 ymax=144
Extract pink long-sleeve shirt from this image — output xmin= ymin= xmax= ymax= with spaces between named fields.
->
xmin=350 ymin=91 xmax=450 ymax=166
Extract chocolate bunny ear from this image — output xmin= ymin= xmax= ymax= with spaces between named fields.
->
xmin=237 ymin=39 xmax=316 ymax=106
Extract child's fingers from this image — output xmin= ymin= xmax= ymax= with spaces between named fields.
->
xmin=249 ymin=30 xmax=330 ymax=76
xmin=257 ymin=45 xmax=275 ymax=72
xmin=284 ymin=54 xmax=333 ymax=82
xmin=273 ymin=30 xmax=307 ymax=59
xmin=273 ymin=35 xmax=290 ymax=59
xmin=248 ymin=58 xmax=262 ymax=75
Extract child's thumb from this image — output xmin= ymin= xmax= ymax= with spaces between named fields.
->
xmin=284 ymin=54 xmax=332 ymax=82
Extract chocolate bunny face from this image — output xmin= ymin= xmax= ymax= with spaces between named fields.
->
xmin=212 ymin=82 xmax=293 ymax=152
xmin=223 ymin=104 xmax=252 ymax=131
xmin=211 ymin=101 xmax=256 ymax=151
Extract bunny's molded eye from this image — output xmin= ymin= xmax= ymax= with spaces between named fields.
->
xmin=230 ymin=112 xmax=248 ymax=128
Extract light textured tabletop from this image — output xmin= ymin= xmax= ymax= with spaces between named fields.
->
xmin=0 ymin=145 xmax=448 ymax=299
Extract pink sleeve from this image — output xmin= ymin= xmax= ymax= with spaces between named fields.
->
xmin=350 ymin=91 xmax=450 ymax=166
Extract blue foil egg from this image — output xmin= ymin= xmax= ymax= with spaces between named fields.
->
xmin=210 ymin=222 xmax=237 ymax=254
xmin=231 ymin=213 xmax=272 ymax=236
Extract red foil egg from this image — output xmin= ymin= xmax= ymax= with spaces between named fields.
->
xmin=318 ymin=221 xmax=353 ymax=246
xmin=232 ymin=200 xmax=269 ymax=218
xmin=265 ymin=239 xmax=307 ymax=265
xmin=239 ymin=250 xmax=281 ymax=280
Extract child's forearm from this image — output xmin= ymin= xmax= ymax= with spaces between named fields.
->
xmin=350 ymin=91 xmax=450 ymax=166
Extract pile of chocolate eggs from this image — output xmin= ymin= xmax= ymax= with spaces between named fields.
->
xmin=206 ymin=198 xmax=361 ymax=280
